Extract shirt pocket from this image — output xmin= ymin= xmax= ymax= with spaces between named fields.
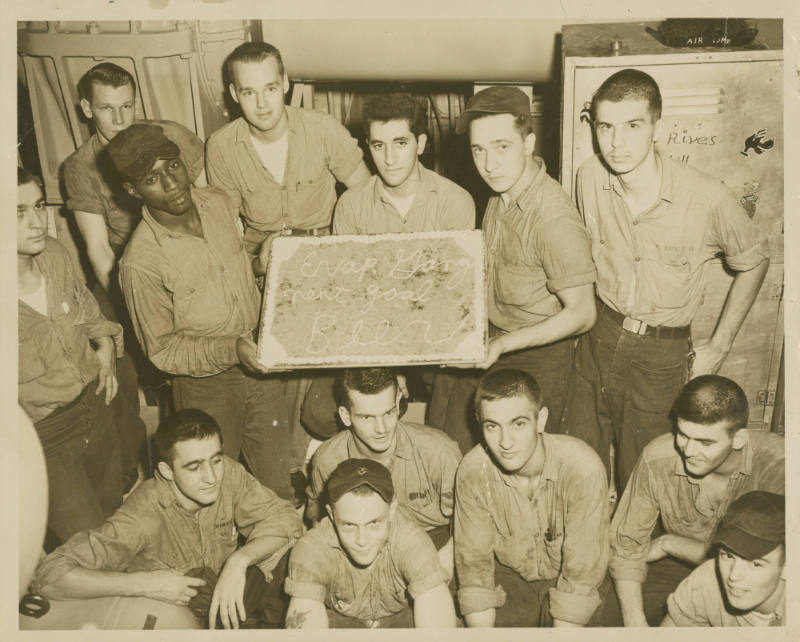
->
xmin=170 ymin=269 xmax=232 ymax=333
xmin=644 ymin=245 xmax=696 ymax=310
xmin=494 ymin=262 xmax=535 ymax=307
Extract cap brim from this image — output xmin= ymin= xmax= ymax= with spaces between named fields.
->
xmin=714 ymin=526 xmax=781 ymax=560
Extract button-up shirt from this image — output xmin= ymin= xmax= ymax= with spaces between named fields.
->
xmin=118 ymin=186 xmax=260 ymax=377
xmin=483 ymin=156 xmax=596 ymax=332
xmin=308 ymin=420 xmax=461 ymax=530
xmin=285 ymin=510 xmax=446 ymax=624
xmin=610 ymin=430 xmax=785 ymax=583
xmin=667 ymin=558 xmax=784 ymax=626
xmin=33 ymin=456 xmax=304 ymax=590
xmin=206 ymin=106 xmax=364 ymax=233
xmin=19 ymin=238 xmax=123 ymax=423
xmin=333 ymin=163 xmax=475 ymax=234
xmin=576 ymin=148 xmax=769 ymax=327
xmin=454 ymin=433 xmax=609 ymax=625
xmin=64 ymin=119 xmax=204 ymax=253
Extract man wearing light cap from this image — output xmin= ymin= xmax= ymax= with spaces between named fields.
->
xmin=428 ymin=86 xmax=596 ymax=453
xmin=112 ymin=124 xmax=301 ymax=503
xmin=284 ymin=458 xmax=456 ymax=628
xmin=663 ymin=491 xmax=785 ymax=627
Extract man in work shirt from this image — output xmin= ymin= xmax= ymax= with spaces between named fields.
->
xmin=285 ymin=458 xmax=456 ymax=628
xmin=564 ymin=68 xmax=769 ymax=492
xmin=604 ymin=375 xmax=784 ymax=627
xmin=454 ymin=369 xmax=609 ymax=628
xmin=34 ymin=409 xmax=304 ymax=629
xmin=112 ymin=124 xmax=299 ymax=502
xmin=429 ymin=86 xmax=596 ymax=454
xmin=333 ymin=92 xmax=475 ymax=234
xmin=306 ymin=368 xmax=461 ymax=577
xmin=18 ymin=166 xmax=124 ymax=543
xmin=663 ymin=491 xmax=785 ymax=627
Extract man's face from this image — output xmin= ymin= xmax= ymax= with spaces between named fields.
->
xmin=674 ymin=419 xmax=739 ymax=477
xmin=17 ymin=181 xmax=48 ymax=256
xmin=161 ymin=435 xmax=224 ymax=510
xmin=479 ymin=394 xmax=546 ymax=474
xmin=368 ymin=119 xmax=427 ymax=190
xmin=718 ymin=545 xmax=785 ymax=613
xmin=328 ymin=491 xmax=395 ymax=567
xmin=80 ymin=82 xmax=136 ymax=143
xmin=229 ymin=57 xmax=289 ymax=134
xmin=593 ymin=98 xmax=659 ymax=176
xmin=127 ymin=157 xmax=192 ymax=216
xmin=338 ymin=384 xmax=401 ymax=455
xmin=469 ymin=113 xmax=534 ymax=195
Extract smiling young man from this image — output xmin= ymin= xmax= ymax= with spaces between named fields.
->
xmin=563 ymin=69 xmax=770 ymax=493
xmin=333 ymin=93 xmax=474 ymax=234
xmin=285 ymin=458 xmax=456 ymax=628
xmin=428 ymin=86 xmax=596 ymax=454
xmin=110 ymin=123 xmax=301 ymax=503
xmin=305 ymin=368 xmax=461 ymax=577
xmin=453 ymin=368 xmax=609 ymax=628
xmin=663 ymin=491 xmax=785 ymax=627
xmin=18 ymin=167 xmax=124 ymax=543
xmin=34 ymin=409 xmax=304 ymax=629
xmin=604 ymin=375 xmax=784 ymax=627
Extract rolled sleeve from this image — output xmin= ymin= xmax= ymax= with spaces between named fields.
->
xmin=396 ymin=519 xmax=448 ymax=598
xmin=453 ymin=463 xmax=500 ymax=614
xmin=550 ymin=459 xmax=609 ymax=624
xmin=63 ymin=155 xmax=103 ymax=215
xmin=609 ymin=457 xmax=660 ymax=583
xmin=323 ymin=116 xmax=364 ymax=184
xmin=285 ymin=533 xmax=333 ymax=603
xmin=536 ymin=215 xmax=597 ymax=294
xmin=119 ymin=263 xmax=241 ymax=376
xmin=709 ymin=186 xmax=771 ymax=271
xmin=665 ymin=561 xmax=715 ymax=626
xmin=457 ymin=585 xmax=507 ymax=615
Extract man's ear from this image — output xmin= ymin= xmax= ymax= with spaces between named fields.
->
xmin=536 ymin=406 xmax=549 ymax=434
xmin=416 ymin=133 xmax=428 ymax=156
xmin=731 ymin=428 xmax=748 ymax=450
xmin=228 ymin=83 xmax=240 ymax=105
xmin=122 ymin=181 xmax=141 ymax=200
xmin=338 ymin=405 xmax=352 ymax=427
xmin=79 ymin=98 xmax=93 ymax=121
xmin=157 ymin=460 xmax=174 ymax=481
xmin=524 ymin=132 xmax=536 ymax=156
xmin=283 ymin=73 xmax=290 ymax=96
xmin=389 ymin=498 xmax=398 ymax=521
xmin=325 ymin=503 xmax=334 ymax=523
xmin=653 ymin=116 xmax=664 ymax=143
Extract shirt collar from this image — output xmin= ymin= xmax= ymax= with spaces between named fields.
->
xmin=374 ymin=163 xmax=436 ymax=205
xmin=673 ymin=432 xmax=753 ymax=479
xmin=504 ymin=155 xmax=547 ymax=214
xmin=494 ymin=431 xmax=558 ymax=489
xmin=605 ymin=146 xmax=674 ymax=205
xmin=345 ymin=421 xmax=412 ymax=461
xmin=235 ymin=108 xmax=297 ymax=145
xmin=141 ymin=187 xmax=203 ymax=247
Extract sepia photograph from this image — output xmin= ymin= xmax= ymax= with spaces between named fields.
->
xmin=6 ymin=1 xmax=798 ymax=640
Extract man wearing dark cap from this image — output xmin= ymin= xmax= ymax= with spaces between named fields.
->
xmin=112 ymin=124 xmax=301 ymax=503
xmin=284 ymin=458 xmax=456 ymax=628
xmin=428 ymin=86 xmax=596 ymax=453
xmin=563 ymin=69 xmax=769 ymax=494
xmin=663 ymin=491 xmax=785 ymax=626
xmin=605 ymin=375 xmax=784 ymax=627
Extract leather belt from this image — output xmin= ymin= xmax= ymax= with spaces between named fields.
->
xmin=599 ymin=301 xmax=690 ymax=340
xmin=278 ymin=226 xmax=329 ymax=237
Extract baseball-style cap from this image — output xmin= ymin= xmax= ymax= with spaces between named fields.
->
xmin=107 ymin=123 xmax=180 ymax=181
xmin=326 ymin=458 xmax=394 ymax=504
xmin=713 ymin=491 xmax=785 ymax=560
xmin=455 ymin=86 xmax=531 ymax=134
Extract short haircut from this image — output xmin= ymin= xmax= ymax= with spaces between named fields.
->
xmin=335 ymin=368 xmax=398 ymax=410
xmin=18 ymin=166 xmax=42 ymax=188
xmin=590 ymin=68 xmax=662 ymax=121
xmin=154 ymin=408 xmax=223 ymax=466
xmin=362 ymin=93 xmax=427 ymax=139
xmin=671 ymin=375 xmax=749 ymax=433
xmin=474 ymin=368 xmax=542 ymax=419
xmin=77 ymin=62 xmax=136 ymax=103
xmin=225 ymin=41 xmax=285 ymax=87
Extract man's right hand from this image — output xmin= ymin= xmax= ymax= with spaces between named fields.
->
xmin=236 ymin=336 xmax=271 ymax=375
xmin=141 ymin=570 xmax=206 ymax=605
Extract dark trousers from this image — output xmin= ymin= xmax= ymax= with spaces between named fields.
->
xmin=428 ymin=336 xmax=576 ymax=454
xmin=34 ymin=381 xmax=123 ymax=544
xmin=172 ymin=367 xmax=310 ymax=503
xmin=188 ymin=550 xmax=290 ymax=628
xmin=597 ymin=557 xmax=694 ymax=626
xmin=563 ymin=304 xmax=690 ymax=493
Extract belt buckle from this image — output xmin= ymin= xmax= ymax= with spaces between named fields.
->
xmin=622 ymin=316 xmax=648 ymax=335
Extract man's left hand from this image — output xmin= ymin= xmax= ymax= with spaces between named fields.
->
xmin=208 ymin=552 xmax=249 ymax=629
xmin=475 ymin=337 xmax=505 ymax=370
xmin=689 ymin=341 xmax=729 ymax=379
xmin=94 ymin=339 xmax=118 ymax=405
